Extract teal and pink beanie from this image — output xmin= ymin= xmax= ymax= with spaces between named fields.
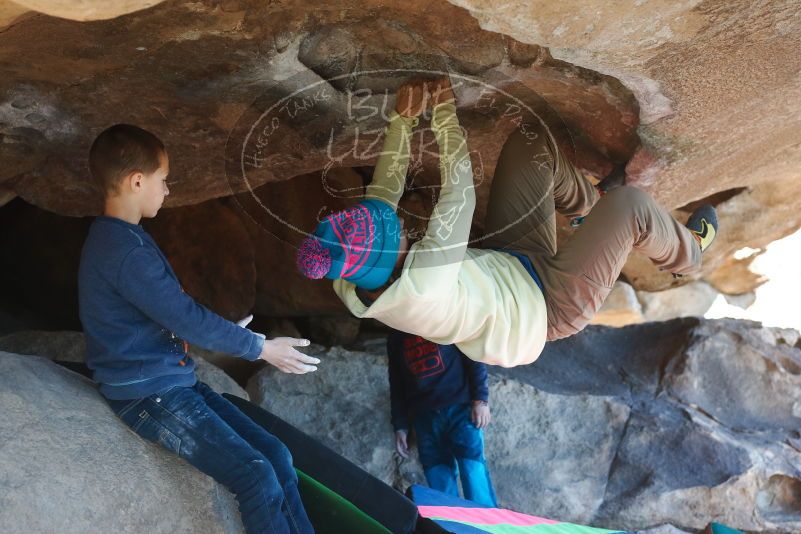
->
xmin=296 ymin=199 xmax=401 ymax=290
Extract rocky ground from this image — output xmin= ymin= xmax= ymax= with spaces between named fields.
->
xmin=248 ymin=318 xmax=801 ymax=533
xmin=1 ymin=320 xmax=800 ymax=533
xmin=0 ymin=338 xmax=248 ymax=534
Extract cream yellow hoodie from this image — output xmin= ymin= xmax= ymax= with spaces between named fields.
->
xmin=333 ymin=103 xmax=547 ymax=367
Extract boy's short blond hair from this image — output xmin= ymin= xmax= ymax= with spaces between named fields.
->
xmin=89 ymin=124 xmax=165 ymax=196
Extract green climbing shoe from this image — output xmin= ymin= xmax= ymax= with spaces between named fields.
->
xmin=686 ymin=204 xmax=718 ymax=252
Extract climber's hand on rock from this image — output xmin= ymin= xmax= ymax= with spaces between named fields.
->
xmin=429 ymin=76 xmax=456 ymax=107
xmin=471 ymin=401 xmax=491 ymax=429
xmin=395 ymin=79 xmax=427 ymax=118
xmin=259 ymin=337 xmax=319 ymax=374
xmin=395 ymin=429 xmax=410 ymax=459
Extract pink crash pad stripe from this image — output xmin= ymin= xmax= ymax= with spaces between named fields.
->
xmin=417 ymin=505 xmax=561 ymax=526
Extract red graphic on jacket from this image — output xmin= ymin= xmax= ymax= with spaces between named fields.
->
xmin=402 ymin=335 xmax=446 ymax=379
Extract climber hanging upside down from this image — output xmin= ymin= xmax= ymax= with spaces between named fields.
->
xmin=296 ymin=76 xmax=718 ymax=367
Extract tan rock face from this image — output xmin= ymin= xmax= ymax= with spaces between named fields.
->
xmin=0 ymin=0 xmax=636 ymax=217
xmin=590 ymin=281 xmax=644 ymax=327
xmin=0 ymin=1 xmax=29 ymax=30
xmin=7 ymin=0 xmax=166 ymax=21
xmin=591 ymin=280 xmax=720 ymax=328
xmin=1 ymin=0 xmax=798 ymax=310
xmin=447 ymin=0 xmax=801 ymax=290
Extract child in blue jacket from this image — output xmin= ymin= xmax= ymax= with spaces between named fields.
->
xmin=78 ymin=124 xmax=319 ymax=534
xmin=387 ymin=329 xmax=497 ymax=506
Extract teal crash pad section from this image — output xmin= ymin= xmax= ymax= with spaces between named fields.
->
xmin=708 ymin=523 xmax=744 ymax=534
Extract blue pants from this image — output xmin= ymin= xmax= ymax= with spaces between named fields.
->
xmin=106 ymin=381 xmax=313 ymax=534
xmin=413 ymin=403 xmax=497 ymax=507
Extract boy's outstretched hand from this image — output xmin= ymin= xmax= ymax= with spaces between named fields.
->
xmin=236 ymin=314 xmax=319 ymax=374
xmin=471 ymin=400 xmax=491 ymax=429
xmin=395 ymin=79 xmax=427 ymax=118
xmin=260 ymin=337 xmax=320 ymax=374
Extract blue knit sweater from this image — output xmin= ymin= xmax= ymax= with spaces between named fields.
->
xmin=78 ymin=216 xmax=263 ymax=400
xmin=387 ymin=331 xmax=489 ymax=432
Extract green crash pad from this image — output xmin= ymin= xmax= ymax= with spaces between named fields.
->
xmin=296 ymin=469 xmax=392 ymax=534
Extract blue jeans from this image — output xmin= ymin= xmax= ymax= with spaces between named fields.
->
xmin=106 ymin=381 xmax=314 ymax=534
xmin=413 ymin=403 xmax=497 ymax=507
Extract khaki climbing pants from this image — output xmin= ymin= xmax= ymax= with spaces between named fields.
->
xmin=482 ymin=120 xmax=702 ymax=341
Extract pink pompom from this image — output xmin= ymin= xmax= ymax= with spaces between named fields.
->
xmin=296 ymin=237 xmax=332 ymax=279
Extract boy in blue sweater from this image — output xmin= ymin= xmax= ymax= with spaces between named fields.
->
xmin=387 ymin=329 xmax=497 ymax=506
xmin=78 ymin=124 xmax=318 ymax=534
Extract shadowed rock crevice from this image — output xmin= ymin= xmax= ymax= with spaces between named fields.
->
xmin=600 ymin=405 xmax=750 ymax=497
xmin=677 ymin=186 xmax=749 ymax=213
xmin=493 ymin=318 xmax=701 ymax=401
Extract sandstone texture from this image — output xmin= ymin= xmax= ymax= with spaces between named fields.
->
xmin=1 ymin=0 xmax=798 ymax=310
xmin=592 ymin=280 xmax=720 ymax=327
xmin=591 ymin=280 xmax=644 ymax=326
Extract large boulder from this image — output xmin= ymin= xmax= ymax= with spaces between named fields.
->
xmin=0 ymin=196 xmax=259 ymax=331
xmin=0 ymin=329 xmax=249 ymax=399
xmin=247 ymin=319 xmax=801 ymax=533
xmin=592 ymin=280 xmax=721 ymax=327
xmin=591 ymin=280 xmax=644 ymax=326
xmin=636 ymin=281 xmax=720 ymax=322
xmin=1 ymin=0 xmax=798 ymax=302
xmin=0 ymin=0 xmax=635 ymax=217
xmin=0 ymin=351 xmax=245 ymax=534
